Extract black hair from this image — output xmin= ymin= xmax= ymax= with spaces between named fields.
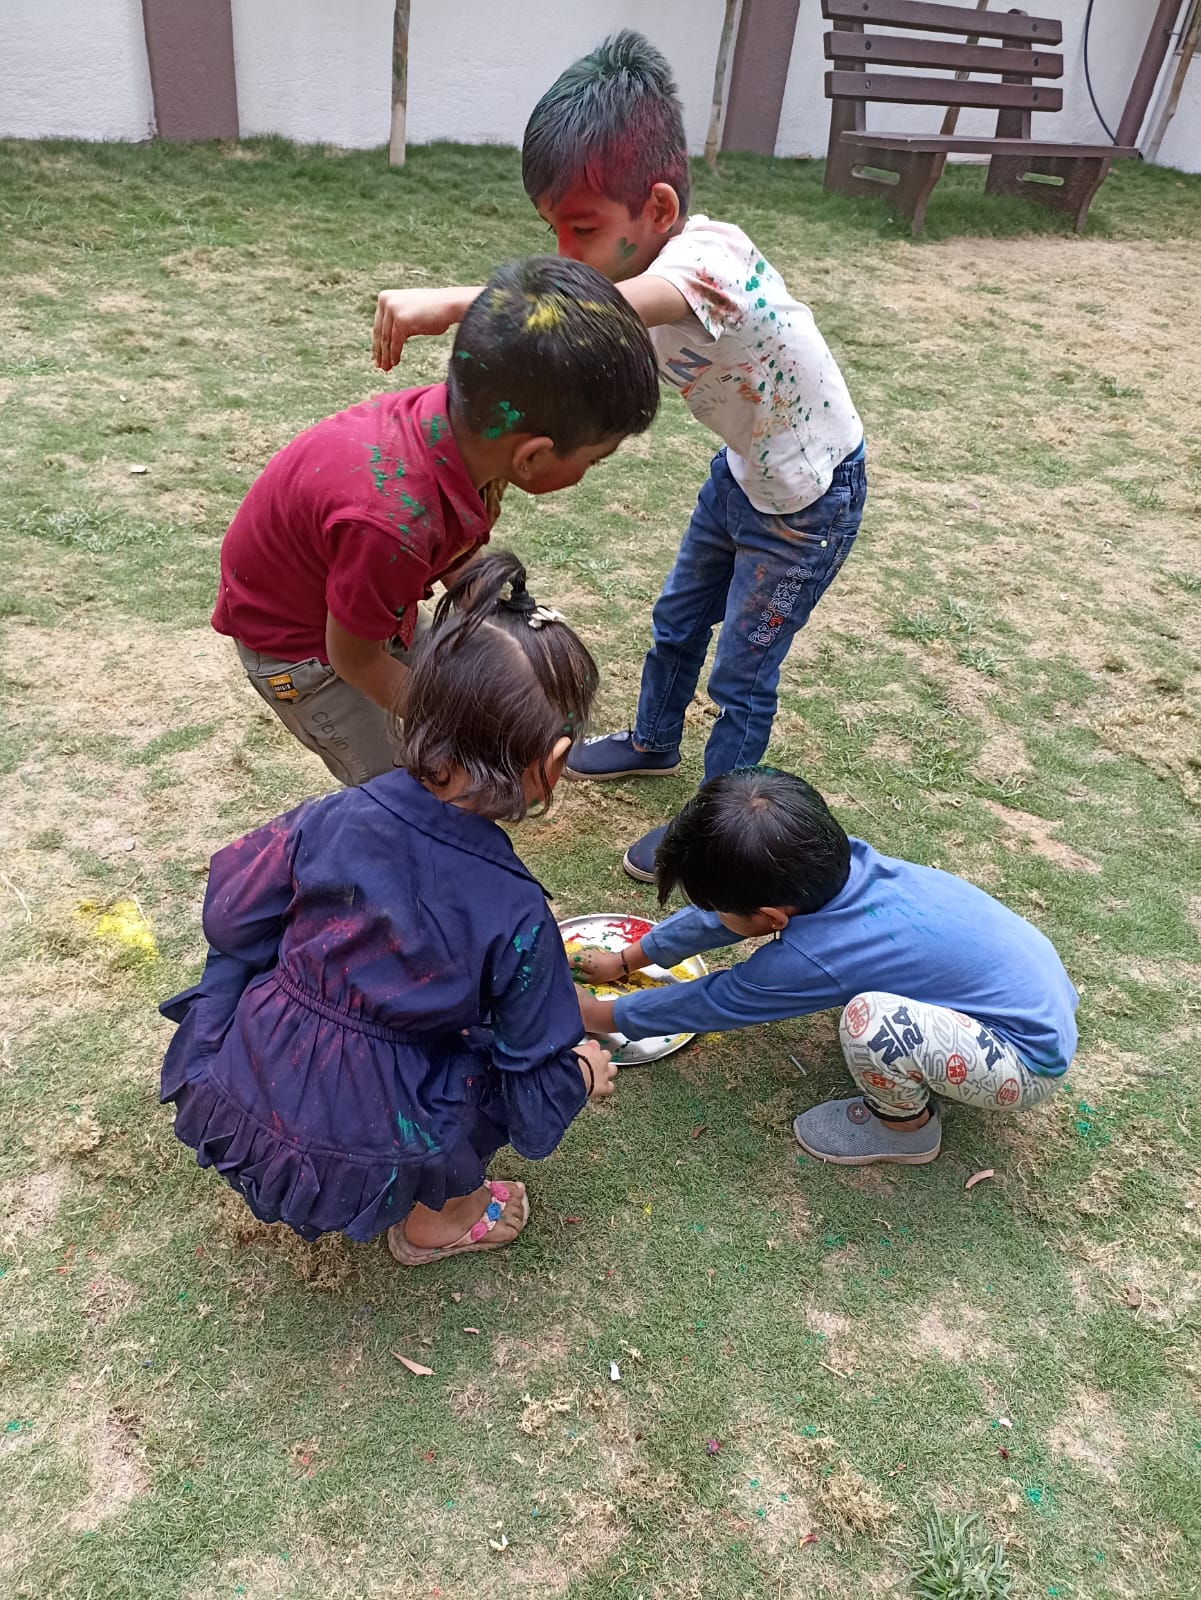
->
xmin=655 ymin=768 xmax=852 ymax=915
xmin=397 ymin=550 xmax=599 ymax=822
xmin=447 ymin=256 xmax=659 ymax=453
xmin=522 ymin=30 xmax=691 ymax=218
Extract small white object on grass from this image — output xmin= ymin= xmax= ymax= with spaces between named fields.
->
xmin=129 ymin=464 xmax=149 ymax=474
xmin=609 ymin=1361 xmax=621 ymax=1382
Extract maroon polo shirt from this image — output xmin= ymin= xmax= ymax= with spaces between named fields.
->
xmin=212 ymin=383 xmax=494 ymax=661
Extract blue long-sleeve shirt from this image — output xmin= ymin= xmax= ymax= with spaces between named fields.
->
xmin=612 ymin=839 xmax=1078 ymax=1076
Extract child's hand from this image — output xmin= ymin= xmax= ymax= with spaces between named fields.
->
xmin=577 ymin=988 xmax=617 ymax=1038
xmin=568 ymin=947 xmax=625 ymax=985
xmin=575 ymin=1038 xmax=617 ymax=1098
xmin=373 ymin=287 xmax=471 ymax=371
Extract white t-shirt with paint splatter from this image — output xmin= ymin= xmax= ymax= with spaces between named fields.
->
xmin=644 ymin=215 xmax=862 ymax=515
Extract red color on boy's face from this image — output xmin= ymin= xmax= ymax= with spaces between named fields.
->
xmin=536 ymin=184 xmax=662 ymax=282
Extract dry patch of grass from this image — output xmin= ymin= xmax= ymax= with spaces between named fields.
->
xmin=0 ymin=1164 xmax=70 ymax=1248
xmin=910 ymin=1299 xmax=1011 ymax=1369
xmin=983 ymin=800 xmax=1101 ymax=875
xmin=1048 ymin=1387 xmax=1127 ymax=1486
xmin=209 ymin=1188 xmax=361 ymax=1294
xmin=62 ymin=1403 xmax=149 ymax=1532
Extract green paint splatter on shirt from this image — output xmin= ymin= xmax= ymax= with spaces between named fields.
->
xmin=424 ymin=412 xmax=448 ymax=444
xmin=367 ymin=445 xmax=389 ymax=494
xmin=397 ymin=1112 xmax=438 ymax=1151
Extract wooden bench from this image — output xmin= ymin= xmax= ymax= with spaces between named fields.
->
xmin=821 ymin=0 xmax=1139 ymax=234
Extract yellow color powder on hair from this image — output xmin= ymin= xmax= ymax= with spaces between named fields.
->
xmin=524 ymin=295 xmax=566 ymax=332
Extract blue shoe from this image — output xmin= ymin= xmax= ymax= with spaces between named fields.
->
xmin=622 ymin=823 xmax=669 ymax=883
xmin=566 ymin=729 xmax=681 ymax=782
xmin=793 ymin=1098 xmax=941 ymax=1166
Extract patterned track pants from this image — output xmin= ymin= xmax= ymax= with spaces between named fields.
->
xmin=839 ymin=992 xmax=1061 ymax=1118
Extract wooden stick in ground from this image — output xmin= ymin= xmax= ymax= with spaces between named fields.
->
xmin=705 ymin=0 xmax=740 ymax=171
xmin=940 ymin=0 xmax=991 ymax=137
xmin=1145 ymin=0 xmax=1200 ymax=161
xmin=389 ymin=0 xmax=411 ymax=168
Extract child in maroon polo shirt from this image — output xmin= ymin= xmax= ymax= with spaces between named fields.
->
xmin=213 ymin=257 xmax=659 ymax=785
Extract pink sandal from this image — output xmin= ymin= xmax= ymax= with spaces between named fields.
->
xmin=387 ymin=1180 xmax=529 ymax=1266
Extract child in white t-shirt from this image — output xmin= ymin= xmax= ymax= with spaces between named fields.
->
xmin=373 ymin=30 xmax=867 ymax=881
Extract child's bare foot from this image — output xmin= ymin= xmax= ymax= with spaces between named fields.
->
xmin=387 ymin=1181 xmax=528 ymax=1265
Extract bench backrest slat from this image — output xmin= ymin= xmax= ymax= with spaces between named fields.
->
xmin=821 ymin=0 xmax=1062 ymax=47
xmin=824 ymin=30 xmax=1062 ymax=78
xmin=825 ymin=69 xmax=1063 ymax=111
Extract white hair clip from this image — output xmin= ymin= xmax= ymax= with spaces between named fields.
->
xmin=527 ymin=605 xmax=565 ymax=629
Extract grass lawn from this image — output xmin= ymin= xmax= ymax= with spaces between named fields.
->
xmin=1 ymin=138 xmax=1199 ymax=1600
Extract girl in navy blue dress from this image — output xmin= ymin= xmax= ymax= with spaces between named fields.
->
xmin=160 ymin=552 xmax=615 ymax=1265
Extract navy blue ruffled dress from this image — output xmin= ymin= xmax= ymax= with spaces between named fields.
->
xmin=160 ymin=771 xmax=588 ymax=1241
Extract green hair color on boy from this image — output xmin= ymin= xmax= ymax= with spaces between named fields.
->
xmin=448 ymin=256 xmax=659 ymax=452
xmin=522 ymin=30 xmax=691 ymax=217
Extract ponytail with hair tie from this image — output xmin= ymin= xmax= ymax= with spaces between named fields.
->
xmin=499 ymin=581 xmax=565 ymax=630
xmin=497 ymin=576 xmax=536 ymax=620
xmin=404 ymin=546 xmax=597 ymax=819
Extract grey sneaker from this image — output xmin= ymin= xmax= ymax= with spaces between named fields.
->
xmin=793 ymin=1097 xmax=941 ymax=1166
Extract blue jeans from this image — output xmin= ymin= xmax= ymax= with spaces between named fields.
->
xmin=634 ymin=447 xmax=867 ymax=781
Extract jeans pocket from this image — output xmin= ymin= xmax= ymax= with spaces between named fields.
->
xmin=769 ymin=483 xmax=853 ymax=572
xmin=254 ymin=657 xmax=335 ymax=704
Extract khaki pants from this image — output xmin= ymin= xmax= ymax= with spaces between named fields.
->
xmin=235 ymin=621 xmax=427 ymax=786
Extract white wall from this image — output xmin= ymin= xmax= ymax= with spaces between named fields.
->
xmin=775 ymin=0 xmax=1199 ymax=171
xmin=0 ymin=0 xmax=154 ymax=140
xmin=0 ymin=0 xmax=1193 ymax=173
xmin=232 ymin=0 xmax=730 ymax=152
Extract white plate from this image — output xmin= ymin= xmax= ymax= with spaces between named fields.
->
xmin=558 ymin=913 xmax=706 ymax=1066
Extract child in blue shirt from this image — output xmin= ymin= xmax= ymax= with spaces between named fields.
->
xmin=160 ymin=552 xmax=616 ymax=1265
xmin=373 ymin=32 xmax=865 ymax=882
xmin=574 ymin=769 xmax=1077 ymax=1166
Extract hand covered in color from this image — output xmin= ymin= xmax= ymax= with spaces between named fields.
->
xmin=568 ymin=946 xmax=625 ymax=985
